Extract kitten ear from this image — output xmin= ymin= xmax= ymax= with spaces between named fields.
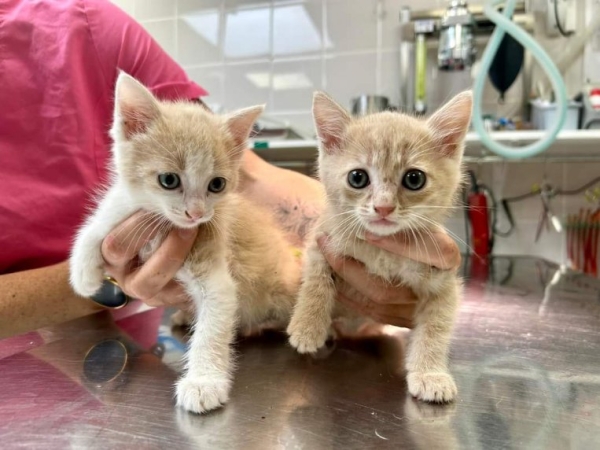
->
xmin=426 ymin=90 xmax=472 ymax=158
xmin=224 ymin=104 xmax=265 ymax=160
xmin=113 ymin=71 xmax=160 ymax=141
xmin=313 ymin=91 xmax=352 ymax=155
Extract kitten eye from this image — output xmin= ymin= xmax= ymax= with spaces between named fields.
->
xmin=208 ymin=177 xmax=226 ymax=193
xmin=402 ymin=169 xmax=426 ymax=191
xmin=347 ymin=169 xmax=370 ymax=189
xmin=158 ymin=173 xmax=180 ymax=190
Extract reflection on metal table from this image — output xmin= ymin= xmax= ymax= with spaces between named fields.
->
xmin=1 ymin=256 xmax=599 ymax=449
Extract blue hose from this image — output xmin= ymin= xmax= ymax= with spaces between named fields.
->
xmin=473 ymin=0 xmax=568 ymax=159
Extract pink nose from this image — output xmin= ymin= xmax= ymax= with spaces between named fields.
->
xmin=374 ymin=205 xmax=395 ymax=217
xmin=185 ymin=209 xmax=204 ymax=221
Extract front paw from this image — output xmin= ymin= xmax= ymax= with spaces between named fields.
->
xmin=176 ymin=375 xmax=231 ymax=414
xmin=70 ymin=262 xmax=104 ymax=297
xmin=287 ymin=319 xmax=329 ymax=354
xmin=407 ymin=371 xmax=457 ymax=403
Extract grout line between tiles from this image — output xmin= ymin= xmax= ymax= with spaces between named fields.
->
xmin=375 ymin=0 xmax=383 ymax=96
xmin=174 ymin=1 xmax=179 ymax=62
xmin=269 ymin=0 xmax=275 ymax=111
xmin=321 ymin=0 xmax=327 ymax=91
xmin=138 ymin=17 xmax=177 ymax=24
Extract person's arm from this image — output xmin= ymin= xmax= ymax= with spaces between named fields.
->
xmin=239 ymin=150 xmax=325 ymax=247
xmin=84 ymin=0 xmax=206 ymax=102
xmin=0 ymin=262 xmax=103 ymax=339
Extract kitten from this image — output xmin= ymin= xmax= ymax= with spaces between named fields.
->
xmin=70 ymin=72 xmax=301 ymax=414
xmin=287 ymin=90 xmax=471 ymax=403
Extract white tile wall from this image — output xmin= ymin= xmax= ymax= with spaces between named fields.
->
xmin=111 ymin=0 xmax=587 ymax=119
xmin=178 ymin=11 xmax=223 ymax=65
xmin=141 ymin=19 xmax=177 ymax=58
xmin=271 ymin=57 xmax=323 ymax=111
xmin=273 ymin=2 xmax=324 ymax=57
xmin=326 ymin=0 xmax=378 ymax=52
xmin=133 ymin=0 xmax=176 ymax=21
xmin=109 ymin=0 xmax=600 ymax=264
xmin=224 ymin=60 xmax=273 ymax=110
xmin=224 ymin=7 xmax=271 ymax=61
xmin=325 ymin=53 xmax=378 ymax=109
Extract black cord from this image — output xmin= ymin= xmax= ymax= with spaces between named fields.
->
xmin=556 ymin=176 xmax=600 ymax=196
xmin=503 ymin=176 xmax=600 ymax=204
xmin=495 ymin=199 xmax=516 ymax=237
xmin=496 ymin=175 xmax=600 ymax=238
xmin=554 ymin=0 xmax=574 ymax=37
xmin=503 ymin=189 xmax=540 ymax=203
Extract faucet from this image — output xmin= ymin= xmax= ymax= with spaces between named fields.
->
xmin=438 ymin=0 xmax=476 ymax=71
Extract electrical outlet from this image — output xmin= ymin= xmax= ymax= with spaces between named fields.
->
xmin=546 ymin=0 xmax=576 ymax=37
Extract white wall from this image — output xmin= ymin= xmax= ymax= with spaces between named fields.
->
xmin=111 ymin=0 xmax=589 ymax=133
xmin=111 ymin=0 xmax=600 ymax=266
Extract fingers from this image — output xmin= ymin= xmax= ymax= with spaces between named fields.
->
xmin=102 ymin=211 xmax=163 ymax=267
xmin=117 ymin=227 xmax=198 ymax=301
xmin=318 ymin=236 xmax=417 ymax=305
xmin=363 ymin=232 xmax=409 ymax=256
xmin=141 ymin=280 xmax=191 ymax=308
xmin=317 ymin=234 xmax=417 ymax=328
xmin=365 ymin=228 xmax=461 ymax=270
xmin=336 ymin=293 xmax=415 ymax=328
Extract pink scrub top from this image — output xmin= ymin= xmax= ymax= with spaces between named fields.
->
xmin=0 ymin=0 xmax=207 ymax=273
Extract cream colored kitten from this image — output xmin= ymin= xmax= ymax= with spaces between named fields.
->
xmin=287 ymin=91 xmax=472 ymax=403
xmin=70 ymin=73 xmax=301 ymax=414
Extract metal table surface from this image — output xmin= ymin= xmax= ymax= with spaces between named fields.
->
xmin=1 ymin=256 xmax=599 ymax=449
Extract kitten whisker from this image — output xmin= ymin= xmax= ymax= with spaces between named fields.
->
xmin=419 ymin=225 xmax=446 ymax=273
xmin=127 ymin=215 xmax=164 ymax=258
xmin=409 ymin=212 xmax=474 ymax=255
xmin=113 ymin=212 xmax=158 ymax=248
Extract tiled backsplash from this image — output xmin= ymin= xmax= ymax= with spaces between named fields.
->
xmin=110 ymin=0 xmax=600 ymax=266
xmin=451 ymin=160 xmax=600 ymax=265
xmin=112 ymin=0 xmax=587 ymax=135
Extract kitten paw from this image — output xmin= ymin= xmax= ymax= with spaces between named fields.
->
xmin=287 ymin=323 xmax=329 ymax=354
xmin=407 ymin=372 xmax=457 ymax=403
xmin=171 ymin=310 xmax=193 ymax=327
xmin=175 ymin=375 xmax=231 ymax=414
xmin=70 ymin=264 xmax=104 ymax=297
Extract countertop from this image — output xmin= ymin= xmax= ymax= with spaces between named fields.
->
xmin=252 ymin=130 xmax=600 ymax=172
xmin=1 ymin=256 xmax=600 ymax=449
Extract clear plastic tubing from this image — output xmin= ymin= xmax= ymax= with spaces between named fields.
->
xmin=472 ymin=0 xmax=568 ymax=159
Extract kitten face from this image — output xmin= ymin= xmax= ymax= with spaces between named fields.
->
xmin=110 ymin=73 xmax=263 ymax=229
xmin=314 ymin=91 xmax=472 ymax=236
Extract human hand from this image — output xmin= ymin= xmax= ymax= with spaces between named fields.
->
xmin=101 ymin=211 xmax=197 ymax=308
xmin=317 ymin=228 xmax=460 ymax=328
xmin=364 ymin=227 xmax=461 ymax=271
xmin=318 ymin=236 xmax=418 ymax=328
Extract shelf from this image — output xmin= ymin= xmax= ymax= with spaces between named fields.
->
xmin=253 ymin=130 xmax=600 ymax=166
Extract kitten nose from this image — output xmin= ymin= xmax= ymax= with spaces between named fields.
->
xmin=185 ymin=209 xmax=204 ymax=221
xmin=374 ymin=205 xmax=395 ymax=217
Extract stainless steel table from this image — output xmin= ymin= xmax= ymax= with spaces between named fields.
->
xmin=1 ymin=257 xmax=599 ymax=449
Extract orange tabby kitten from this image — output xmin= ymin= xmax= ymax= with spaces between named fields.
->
xmin=70 ymin=73 xmax=301 ymax=414
xmin=287 ymin=91 xmax=471 ymax=403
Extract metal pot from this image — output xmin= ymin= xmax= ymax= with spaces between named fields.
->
xmin=351 ymin=95 xmax=391 ymax=116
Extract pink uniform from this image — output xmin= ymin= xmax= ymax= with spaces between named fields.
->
xmin=0 ymin=0 xmax=206 ymax=273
